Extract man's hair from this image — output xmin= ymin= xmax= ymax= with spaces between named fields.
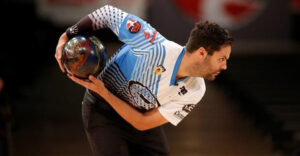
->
xmin=186 ymin=21 xmax=233 ymax=55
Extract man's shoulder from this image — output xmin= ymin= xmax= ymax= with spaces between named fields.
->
xmin=161 ymin=39 xmax=184 ymax=56
xmin=186 ymin=77 xmax=206 ymax=91
xmin=162 ymin=39 xmax=183 ymax=49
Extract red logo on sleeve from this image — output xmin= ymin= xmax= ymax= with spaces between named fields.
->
xmin=126 ymin=18 xmax=141 ymax=33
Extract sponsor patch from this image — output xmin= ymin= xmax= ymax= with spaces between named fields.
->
xmin=174 ymin=111 xmax=185 ymax=119
xmin=126 ymin=18 xmax=141 ymax=33
xmin=178 ymin=86 xmax=188 ymax=95
xmin=182 ymin=104 xmax=195 ymax=113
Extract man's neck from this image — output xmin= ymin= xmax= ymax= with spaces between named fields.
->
xmin=176 ymin=51 xmax=189 ymax=80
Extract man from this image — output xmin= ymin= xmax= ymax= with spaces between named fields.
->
xmin=55 ymin=5 xmax=233 ymax=155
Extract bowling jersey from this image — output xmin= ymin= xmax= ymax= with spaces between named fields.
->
xmin=73 ymin=5 xmax=206 ymax=126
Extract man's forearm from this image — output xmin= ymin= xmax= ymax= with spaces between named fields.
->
xmin=99 ymin=89 xmax=167 ymax=131
xmin=66 ymin=66 xmax=168 ymax=130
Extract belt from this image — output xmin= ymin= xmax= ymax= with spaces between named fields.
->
xmin=85 ymin=89 xmax=114 ymax=112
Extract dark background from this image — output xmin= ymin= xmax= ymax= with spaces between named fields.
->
xmin=0 ymin=0 xmax=300 ymax=155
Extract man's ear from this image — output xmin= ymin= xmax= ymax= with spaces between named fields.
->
xmin=196 ymin=47 xmax=207 ymax=60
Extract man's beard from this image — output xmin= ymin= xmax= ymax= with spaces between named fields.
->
xmin=203 ymin=71 xmax=220 ymax=81
xmin=204 ymin=74 xmax=216 ymax=81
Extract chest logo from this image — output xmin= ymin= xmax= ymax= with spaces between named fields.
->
xmin=153 ymin=65 xmax=166 ymax=75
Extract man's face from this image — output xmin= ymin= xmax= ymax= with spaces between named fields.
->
xmin=192 ymin=45 xmax=231 ymax=81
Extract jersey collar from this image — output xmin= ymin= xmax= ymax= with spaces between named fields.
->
xmin=170 ymin=47 xmax=187 ymax=86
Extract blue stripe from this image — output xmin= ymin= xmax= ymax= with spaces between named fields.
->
xmin=144 ymin=48 xmax=154 ymax=88
xmin=134 ymin=51 xmax=148 ymax=80
xmin=151 ymin=43 xmax=161 ymax=93
xmin=159 ymin=38 xmax=166 ymax=43
xmin=134 ymin=39 xmax=150 ymax=49
xmin=134 ymin=56 xmax=143 ymax=79
xmin=147 ymin=47 xmax=156 ymax=92
xmin=133 ymin=50 xmax=146 ymax=79
xmin=133 ymin=56 xmax=142 ymax=80
xmin=147 ymin=47 xmax=156 ymax=88
xmin=123 ymin=33 xmax=144 ymax=44
xmin=138 ymin=34 xmax=161 ymax=49
xmin=139 ymin=36 xmax=162 ymax=50
xmin=149 ymin=44 xmax=160 ymax=93
xmin=131 ymin=37 xmax=147 ymax=47
xmin=140 ymin=53 xmax=150 ymax=84
xmin=152 ymin=43 xmax=164 ymax=95
xmin=170 ymin=47 xmax=185 ymax=86
xmin=139 ymin=42 xmax=154 ymax=50
xmin=130 ymin=35 xmax=145 ymax=45
xmin=154 ymin=45 xmax=166 ymax=96
xmin=149 ymin=44 xmax=158 ymax=92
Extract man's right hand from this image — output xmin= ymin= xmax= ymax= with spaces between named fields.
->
xmin=55 ymin=32 xmax=69 ymax=73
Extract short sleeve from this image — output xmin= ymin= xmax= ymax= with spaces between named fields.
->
xmin=158 ymin=78 xmax=206 ymax=126
xmin=158 ymin=101 xmax=200 ymax=126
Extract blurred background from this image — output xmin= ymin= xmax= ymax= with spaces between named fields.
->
xmin=0 ymin=0 xmax=300 ymax=155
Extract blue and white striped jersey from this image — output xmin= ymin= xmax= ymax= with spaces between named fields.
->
xmin=89 ymin=5 xmax=206 ymax=125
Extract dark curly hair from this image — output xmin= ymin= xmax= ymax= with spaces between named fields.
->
xmin=186 ymin=21 xmax=233 ymax=55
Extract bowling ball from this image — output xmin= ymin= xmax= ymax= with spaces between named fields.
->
xmin=62 ymin=35 xmax=107 ymax=79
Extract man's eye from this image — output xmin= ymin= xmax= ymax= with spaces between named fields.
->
xmin=219 ymin=58 xmax=225 ymax=62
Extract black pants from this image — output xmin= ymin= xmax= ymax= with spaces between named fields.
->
xmin=82 ymin=90 xmax=170 ymax=156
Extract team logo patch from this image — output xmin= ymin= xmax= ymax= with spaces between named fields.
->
xmin=126 ymin=18 xmax=141 ymax=33
xmin=154 ymin=65 xmax=166 ymax=75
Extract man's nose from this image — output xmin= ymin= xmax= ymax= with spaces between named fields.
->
xmin=221 ymin=63 xmax=227 ymax=70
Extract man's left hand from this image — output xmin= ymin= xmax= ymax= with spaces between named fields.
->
xmin=67 ymin=74 xmax=107 ymax=97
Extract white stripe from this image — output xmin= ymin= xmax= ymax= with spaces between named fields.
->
xmin=140 ymin=52 xmax=151 ymax=85
xmin=135 ymin=53 xmax=148 ymax=81
xmin=144 ymin=47 xmax=155 ymax=89
xmin=132 ymin=55 xmax=143 ymax=80
xmin=132 ymin=38 xmax=150 ymax=49
xmin=148 ymin=45 xmax=159 ymax=92
xmin=123 ymin=33 xmax=145 ymax=44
